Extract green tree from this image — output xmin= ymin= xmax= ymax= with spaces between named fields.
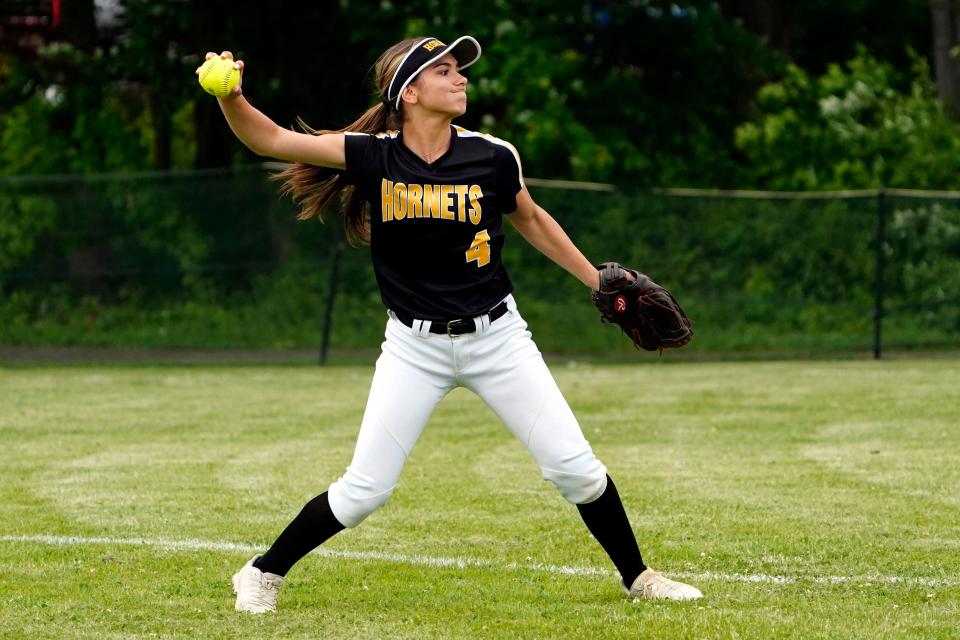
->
xmin=334 ymin=0 xmax=778 ymax=186
xmin=0 ymin=46 xmax=150 ymax=175
xmin=735 ymin=48 xmax=960 ymax=189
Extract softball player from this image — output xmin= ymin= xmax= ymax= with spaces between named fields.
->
xmin=200 ymin=36 xmax=702 ymax=614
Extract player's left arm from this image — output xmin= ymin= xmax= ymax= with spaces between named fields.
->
xmin=507 ymin=187 xmax=600 ymax=290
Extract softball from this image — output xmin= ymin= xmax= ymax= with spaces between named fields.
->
xmin=197 ymin=56 xmax=240 ymax=97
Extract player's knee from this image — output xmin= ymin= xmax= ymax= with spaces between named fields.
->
xmin=547 ymin=470 xmax=608 ymax=504
xmin=327 ymin=470 xmax=395 ymax=528
xmin=541 ymin=453 xmax=608 ymax=504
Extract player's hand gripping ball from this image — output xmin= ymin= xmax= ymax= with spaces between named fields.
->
xmin=196 ymin=52 xmax=242 ymax=97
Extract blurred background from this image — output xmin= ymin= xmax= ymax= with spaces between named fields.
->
xmin=0 ymin=0 xmax=958 ymax=360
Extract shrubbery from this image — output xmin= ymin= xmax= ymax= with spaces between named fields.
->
xmin=735 ymin=49 xmax=960 ymax=190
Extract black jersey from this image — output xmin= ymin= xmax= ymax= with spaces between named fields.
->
xmin=343 ymin=125 xmax=524 ymax=320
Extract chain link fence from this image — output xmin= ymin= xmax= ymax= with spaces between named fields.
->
xmin=1 ymin=165 xmax=958 ymax=359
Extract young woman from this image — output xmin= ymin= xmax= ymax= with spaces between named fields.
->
xmin=198 ymin=36 xmax=702 ymax=614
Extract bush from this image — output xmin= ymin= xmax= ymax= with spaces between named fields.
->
xmin=735 ymin=48 xmax=960 ymax=190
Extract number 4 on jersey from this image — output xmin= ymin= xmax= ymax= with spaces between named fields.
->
xmin=465 ymin=229 xmax=491 ymax=267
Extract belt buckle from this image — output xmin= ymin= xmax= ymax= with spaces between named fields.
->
xmin=446 ymin=318 xmax=473 ymax=337
xmin=446 ymin=319 xmax=461 ymax=337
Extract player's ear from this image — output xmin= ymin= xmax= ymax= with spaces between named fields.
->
xmin=401 ymin=84 xmax=418 ymax=107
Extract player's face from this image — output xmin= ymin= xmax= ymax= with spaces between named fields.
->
xmin=410 ymin=53 xmax=468 ymax=117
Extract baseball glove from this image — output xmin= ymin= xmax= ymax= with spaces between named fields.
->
xmin=591 ymin=262 xmax=693 ymax=352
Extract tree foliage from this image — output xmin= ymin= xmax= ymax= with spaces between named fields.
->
xmin=0 ymin=43 xmax=151 ymax=174
xmin=4 ymin=0 xmax=779 ymax=185
xmin=0 ymin=0 xmax=950 ymax=190
xmin=736 ymin=48 xmax=960 ymax=189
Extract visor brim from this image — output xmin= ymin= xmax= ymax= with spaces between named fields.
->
xmin=388 ymin=35 xmax=483 ymax=109
xmin=443 ymin=35 xmax=481 ymax=70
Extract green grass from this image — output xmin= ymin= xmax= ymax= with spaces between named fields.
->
xmin=1 ymin=360 xmax=957 ymax=639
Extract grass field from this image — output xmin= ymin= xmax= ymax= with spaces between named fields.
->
xmin=1 ymin=359 xmax=958 ymax=639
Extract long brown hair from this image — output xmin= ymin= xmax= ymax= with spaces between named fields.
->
xmin=271 ymin=38 xmax=421 ymax=245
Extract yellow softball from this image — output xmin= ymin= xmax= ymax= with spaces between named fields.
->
xmin=197 ymin=56 xmax=240 ymax=97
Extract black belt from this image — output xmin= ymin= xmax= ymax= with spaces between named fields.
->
xmin=394 ymin=301 xmax=509 ymax=336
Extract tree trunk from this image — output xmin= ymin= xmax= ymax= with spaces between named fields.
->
xmin=718 ymin=0 xmax=794 ymax=53
xmin=151 ymin=93 xmax=172 ymax=170
xmin=930 ymin=0 xmax=960 ymax=112
xmin=58 ymin=0 xmax=98 ymax=51
xmin=194 ymin=99 xmax=234 ymax=168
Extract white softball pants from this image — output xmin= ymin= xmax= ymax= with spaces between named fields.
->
xmin=327 ymin=295 xmax=608 ymax=528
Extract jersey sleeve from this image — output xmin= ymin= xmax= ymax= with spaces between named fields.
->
xmin=342 ymin=132 xmax=380 ymax=191
xmin=495 ymin=142 xmax=525 ymax=214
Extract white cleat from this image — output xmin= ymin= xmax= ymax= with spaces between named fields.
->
xmin=232 ymin=555 xmax=284 ymax=613
xmin=623 ymin=568 xmax=703 ymax=601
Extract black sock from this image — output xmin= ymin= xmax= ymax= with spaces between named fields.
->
xmin=253 ymin=492 xmax=346 ymax=577
xmin=576 ymin=475 xmax=646 ymax=586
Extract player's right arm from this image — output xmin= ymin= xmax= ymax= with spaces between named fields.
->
xmin=198 ymin=52 xmax=345 ymax=170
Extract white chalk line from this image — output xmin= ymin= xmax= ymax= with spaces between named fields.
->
xmin=0 ymin=534 xmax=955 ymax=588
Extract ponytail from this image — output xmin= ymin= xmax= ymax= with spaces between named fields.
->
xmin=271 ymin=38 xmax=421 ymax=246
